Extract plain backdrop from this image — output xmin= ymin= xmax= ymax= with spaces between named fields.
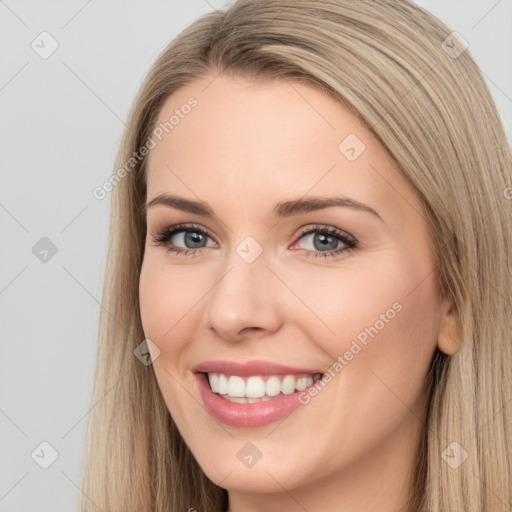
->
xmin=1 ymin=1 xmax=511 ymax=510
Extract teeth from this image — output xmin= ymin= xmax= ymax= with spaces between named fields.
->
xmin=207 ymin=372 xmax=320 ymax=399
xmin=246 ymin=376 xmax=266 ymax=398
xmin=281 ymin=375 xmax=296 ymax=395
xmin=296 ymin=377 xmax=309 ymax=391
xmin=266 ymin=375 xmax=281 ymax=397
xmin=227 ymin=375 xmax=245 ymax=397
xmin=218 ymin=374 xmax=228 ymax=394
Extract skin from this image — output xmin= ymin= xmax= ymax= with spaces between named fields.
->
xmin=139 ymin=74 xmax=460 ymax=512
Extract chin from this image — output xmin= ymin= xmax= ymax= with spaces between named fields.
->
xmin=201 ymin=460 xmax=302 ymax=493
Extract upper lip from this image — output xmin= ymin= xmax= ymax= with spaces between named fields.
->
xmin=192 ymin=359 xmax=324 ymax=377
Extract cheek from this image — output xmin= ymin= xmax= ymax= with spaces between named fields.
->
xmin=277 ymin=260 xmax=441 ymax=471
xmin=138 ymin=260 xmax=203 ymax=418
xmin=295 ymin=255 xmax=440 ymax=401
xmin=139 ymin=260 xmax=201 ymax=351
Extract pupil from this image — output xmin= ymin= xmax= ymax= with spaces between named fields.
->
xmin=185 ymin=231 xmax=205 ymax=248
xmin=314 ymin=233 xmax=337 ymax=251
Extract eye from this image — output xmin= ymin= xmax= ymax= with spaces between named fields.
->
xmin=151 ymin=223 xmax=216 ymax=256
xmin=290 ymin=224 xmax=358 ymax=258
xmin=151 ymin=223 xmax=358 ymax=259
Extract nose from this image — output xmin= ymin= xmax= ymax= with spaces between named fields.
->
xmin=203 ymin=250 xmax=283 ymax=341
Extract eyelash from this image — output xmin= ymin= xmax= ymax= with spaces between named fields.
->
xmin=151 ymin=223 xmax=358 ymax=259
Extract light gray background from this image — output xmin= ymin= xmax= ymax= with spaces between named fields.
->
xmin=1 ymin=1 xmax=511 ymax=511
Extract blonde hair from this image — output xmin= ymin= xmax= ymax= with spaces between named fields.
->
xmin=80 ymin=1 xmax=512 ymax=510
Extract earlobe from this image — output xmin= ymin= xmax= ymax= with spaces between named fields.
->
xmin=437 ymin=296 xmax=461 ymax=355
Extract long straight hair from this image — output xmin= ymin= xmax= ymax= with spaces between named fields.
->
xmin=80 ymin=1 xmax=512 ymax=510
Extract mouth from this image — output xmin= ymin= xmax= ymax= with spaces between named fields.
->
xmin=192 ymin=360 xmax=326 ymax=427
xmin=202 ymin=371 xmax=324 ymax=404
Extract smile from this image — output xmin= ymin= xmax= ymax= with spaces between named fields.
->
xmin=207 ymin=372 xmax=323 ymax=403
xmin=192 ymin=360 xmax=326 ymax=427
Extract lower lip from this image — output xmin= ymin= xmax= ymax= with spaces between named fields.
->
xmin=195 ymin=372 xmax=306 ymax=428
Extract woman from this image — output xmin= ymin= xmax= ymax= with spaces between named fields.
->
xmin=80 ymin=1 xmax=512 ymax=511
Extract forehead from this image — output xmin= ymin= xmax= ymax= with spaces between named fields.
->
xmin=145 ymin=74 xmax=421 ymax=222
xmin=149 ymin=74 xmax=364 ymax=168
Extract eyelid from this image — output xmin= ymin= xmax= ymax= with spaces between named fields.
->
xmin=151 ymin=222 xmax=217 ymax=245
xmin=294 ymin=223 xmax=355 ymax=242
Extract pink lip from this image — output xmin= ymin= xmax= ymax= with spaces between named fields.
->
xmin=192 ymin=359 xmax=323 ymax=376
xmin=194 ymin=372 xmax=309 ymax=427
xmin=192 ymin=360 xmax=324 ymax=428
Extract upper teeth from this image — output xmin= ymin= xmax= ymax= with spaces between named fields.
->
xmin=207 ymin=372 xmax=322 ymax=398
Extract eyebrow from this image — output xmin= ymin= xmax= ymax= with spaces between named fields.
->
xmin=143 ymin=194 xmax=384 ymax=222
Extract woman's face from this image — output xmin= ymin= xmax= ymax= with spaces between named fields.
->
xmin=139 ymin=74 xmax=457 ymax=501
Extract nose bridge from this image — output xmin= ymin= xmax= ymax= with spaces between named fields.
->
xmin=204 ymin=239 xmax=281 ymax=339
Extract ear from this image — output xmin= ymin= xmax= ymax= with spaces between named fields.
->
xmin=437 ymin=294 xmax=461 ymax=355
